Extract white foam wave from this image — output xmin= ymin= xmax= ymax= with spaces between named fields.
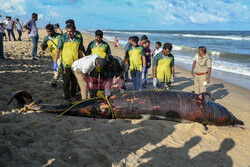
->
xmin=103 ymin=35 xmax=127 ymax=47
xmin=173 ymin=45 xmax=223 ymax=57
xmin=172 ymin=45 xmax=196 ymax=52
xmin=175 ymin=55 xmax=250 ymax=76
xmin=174 ymin=34 xmax=250 ymax=41
xmin=102 ymin=30 xmax=149 ymax=35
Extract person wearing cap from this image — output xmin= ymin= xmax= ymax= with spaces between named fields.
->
xmin=41 ymin=23 xmax=62 ymax=87
xmin=54 ymin=23 xmax=84 ymax=100
xmin=191 ymin=46 xmax=212 ymax=94
xmin=64 ymin=19 xmax=86 ymax=56
xmin=71 ymin=55 xmax=106 ymax=100
xmin=54 ymin=23 xmax=63 ymax=34
xmin=125 ymin=36 xmax=146 ymax=90
xmin=152 ymin=43 xmax=175 ymax=90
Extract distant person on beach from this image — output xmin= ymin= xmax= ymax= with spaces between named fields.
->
xmin=124 ymin=36 xmax=132 ymax=82
xmin=125 ymin=36 xmax=146 ymax=90
xmin=104 ymin=54 xmax=125 ymax=96
xmin=15 ymin=18 xmax=23 ymax=41
xmin=139 ymin=35 xmax=148 ymax=46
xmin=4 ymin=16 xmax=16 ymax=41
xmin=153 ymin=43 xmax=175 ymax=90
xmin=86 ymin=29 xmax=111 ymax=97
xmin=191 ymin=46 xmax=212 ymax=94
xmin=54 ymin=23 xmax=63 ymax=34
xmin=54 ymin=23 xmax=84 ymax=100
xmin=71 ymin=55 xmax=106 ymax=100
xmin=24 ymin=13 xmax=39 ymax=60
xmin=153 ymin=42 xmax=162 ymax=57
xmin=114 ymin=36 xmax=119 ymax=47
xmin=0 ymin=30 xmax=4 ymax=59
xmin=0 ymin=22 xmax=7 ymax=41
xmin=142 ymin=40 xmax=151 ymax=88
xmin=65 ymin=19 xmax=86 ymax=56
xmin=41 ymin=23 xmax=62 ymax=87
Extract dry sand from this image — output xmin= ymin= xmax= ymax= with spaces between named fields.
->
xmin=0 ymin=29 xmax=249 ymax=167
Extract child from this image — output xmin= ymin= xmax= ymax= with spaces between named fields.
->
xmin=0 ymin=23 xmax=7 ymax=41
xmin=125 ymin=36 xmax=146 ymax=90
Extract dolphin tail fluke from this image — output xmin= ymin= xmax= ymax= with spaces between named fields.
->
xmin=7 ymin=90 xmax=33 ymax=106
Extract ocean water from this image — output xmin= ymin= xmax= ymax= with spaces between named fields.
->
xmin=83 ymin=29 xmax=250 ymax=90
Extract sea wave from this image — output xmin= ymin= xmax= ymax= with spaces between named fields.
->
xmin=175 ymin=56 xmax=250 ymax=76
xmin=173 ymin=45 xmax=250 ymax=62
xmin=103 ymin=30 xmax=149 ymax=35
xmin=174 ymin=34 xmax=250 ymax=41
xmin=103 ymin=35 xmax=128 ymax=46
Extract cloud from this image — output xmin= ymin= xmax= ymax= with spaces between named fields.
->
xmin=1 ymin=0 xmax=250 ymax=30
xmin=39 ymin=14 xmax=44 ymax=19
xmin=0 ymin=0 xmax=26 ymax=15
xmin=147 ymin=0 xmax=250 ymax=26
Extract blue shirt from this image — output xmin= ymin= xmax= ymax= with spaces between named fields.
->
xmin=24 ymin=19 xmax=39 ymax=38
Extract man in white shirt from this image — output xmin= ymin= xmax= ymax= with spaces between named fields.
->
xmin=71 ymin=55 xmax=106 ymax=100
xmin=153 ymin=41 xmax=163 ymax=57
xmin=4 ymin=16 xmax=16 ymax=41
xmin=15 ymin=18 xmax=23 ymax=41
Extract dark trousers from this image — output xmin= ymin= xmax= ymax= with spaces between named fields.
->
xmin=6 ymin=29 xmax=16 ymax=41
xmin=89 ymin=71 xmax=105 ymax=98
xmin=31 ymin=37 xmax=39 ymax=58
xmin=0 ymin=33 xmax=3 ymax=58
xmin=17 ymin=29 xmax=22 ymax=40
xmin=63 ymin=67 xmax=78 ymax=99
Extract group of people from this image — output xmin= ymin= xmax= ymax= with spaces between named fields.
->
xmin=41 ymin=19 xmax=125 ymax=101
xmin=0 ymin=13 xmax=63 ymax=60
xmin=0 ymin=13 xmax=212 ymax=100
xmin=0 ymin=15 xmax=24 ymax=42
xmin=124 ymin=35 xmax=175 ymax=90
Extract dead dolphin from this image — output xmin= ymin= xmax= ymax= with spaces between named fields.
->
xmin=7 ymin=90 xmax=244 ymax=126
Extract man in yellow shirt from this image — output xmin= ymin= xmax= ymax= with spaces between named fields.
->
xmin=152 ymin=43 xmax=175 ymax=90
xmin=86 ymin=30 xmax=111 ymax=97
xmin=125 ymin=36 xmax=146 ymax=90
xmin=41 ymin=23 xmax=62 ymax=87
xmin=54 ymin=23 xmax=84 ymax=100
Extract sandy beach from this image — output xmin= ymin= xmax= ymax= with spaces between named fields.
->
xmin=0 ymin=29 xmax=249 ymax=166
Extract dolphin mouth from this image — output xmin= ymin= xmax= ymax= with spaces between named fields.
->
xmin=235 ymin=119 xmax=244 ymax=125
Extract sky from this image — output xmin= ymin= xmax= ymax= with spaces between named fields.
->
xmin=0 ymin=0 xmax=250 ymax=30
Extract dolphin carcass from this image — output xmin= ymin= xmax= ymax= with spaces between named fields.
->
xmin=7 ymin=90 xmax=244 ymax=126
